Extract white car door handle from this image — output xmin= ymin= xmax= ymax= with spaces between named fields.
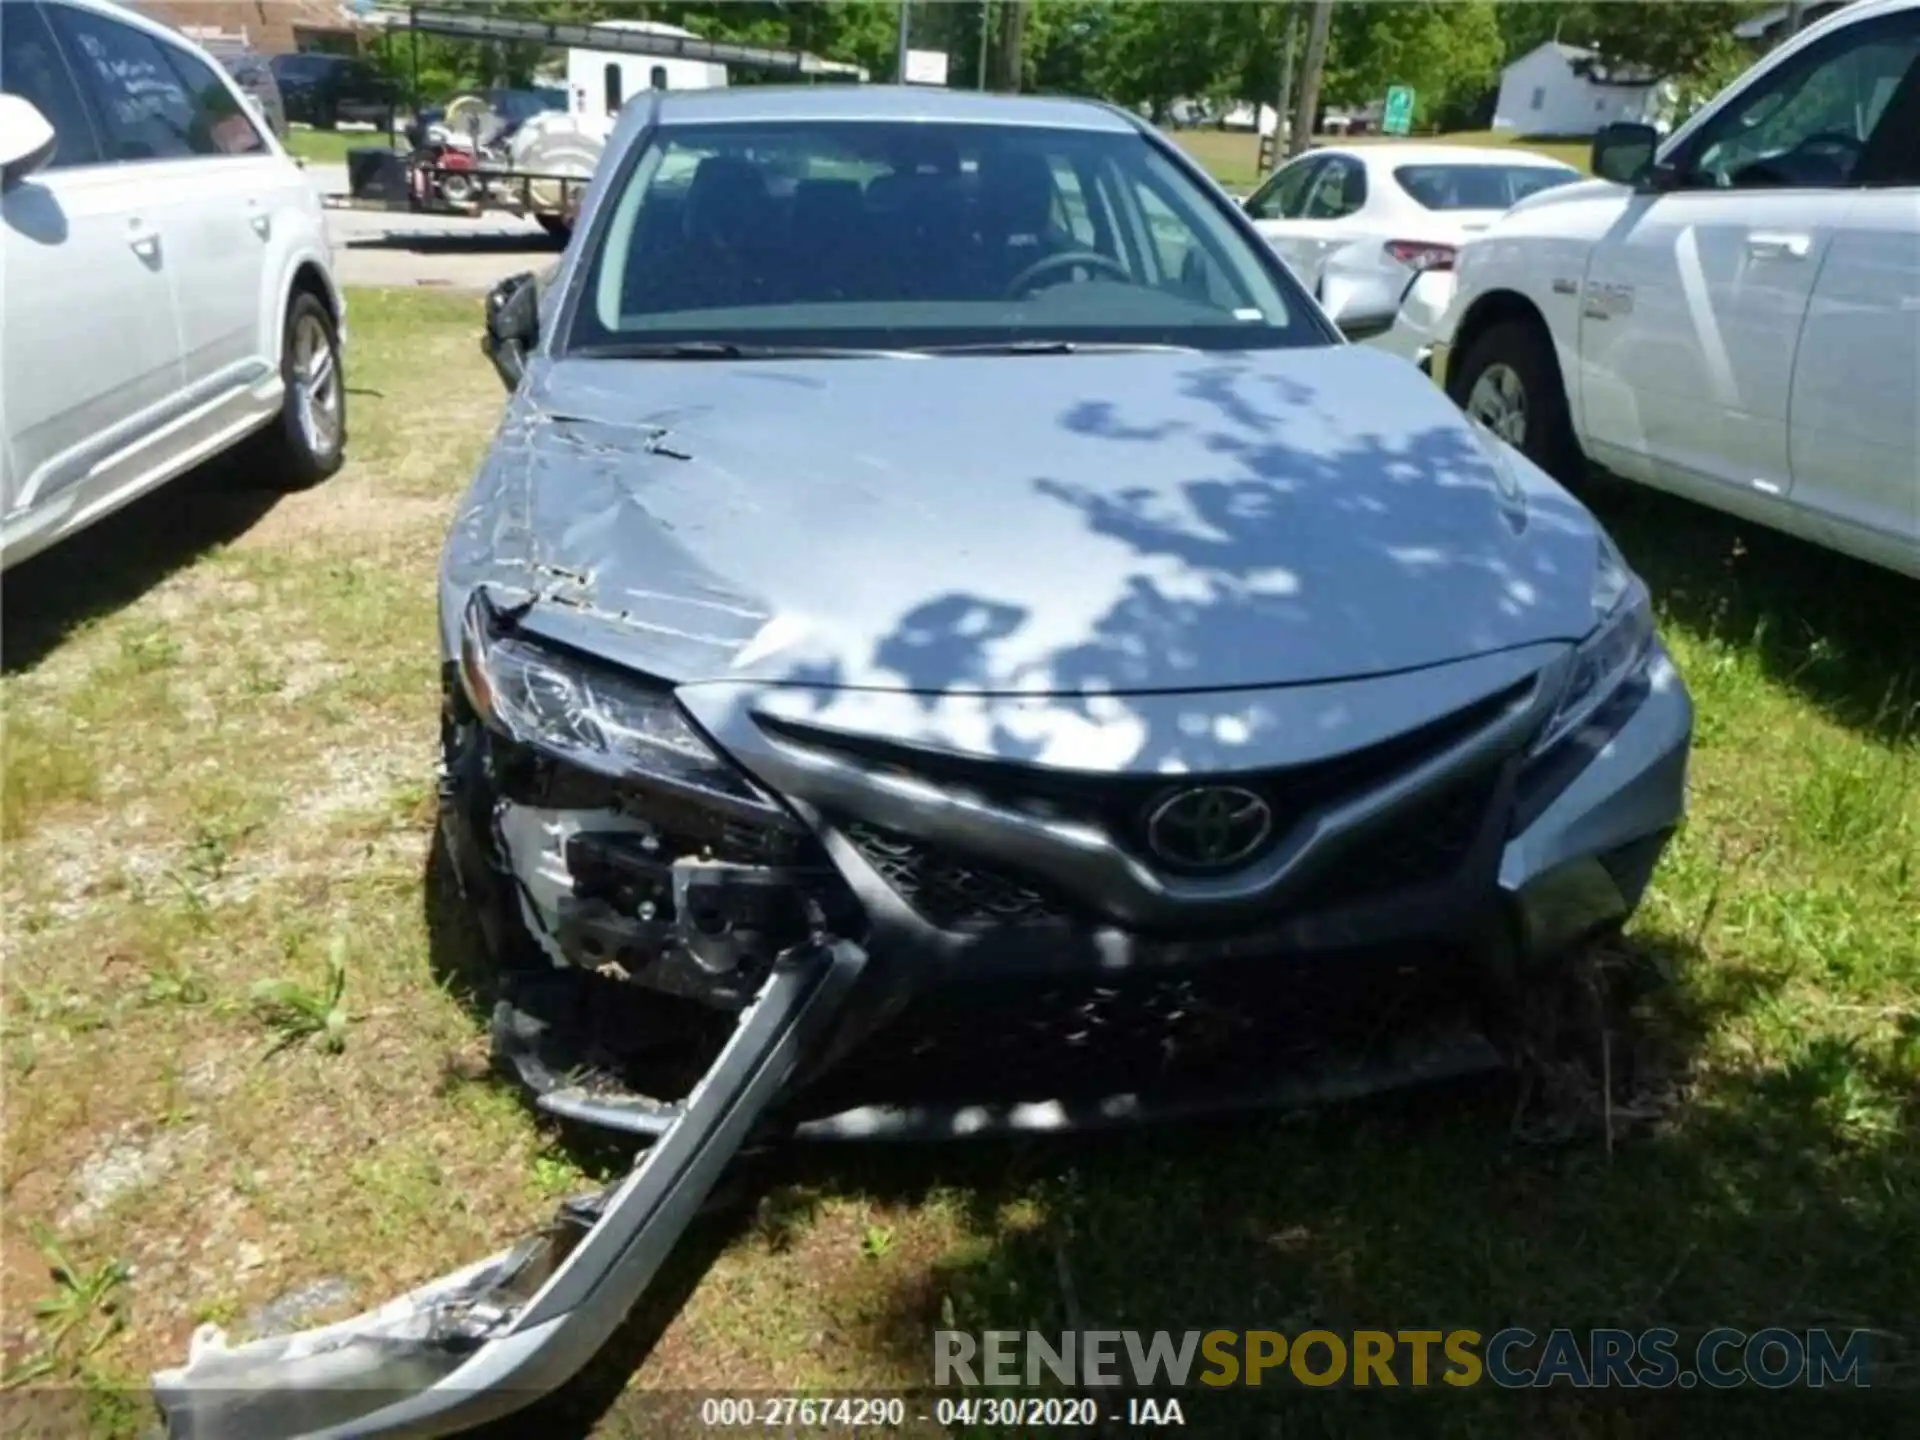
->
xmin=1748 ymin=231 xmax=1812 ymax=260
xmin=248 ymin=199 xmax=270 ymax=239
xmin=127 ymin=224 xmax=160 ymax=260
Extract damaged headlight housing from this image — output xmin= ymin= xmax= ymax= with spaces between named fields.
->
xmin=459 ymin=589 xmax=781 ymax=816
xmin=1533 ymin=533 xmax=1654 ymax=757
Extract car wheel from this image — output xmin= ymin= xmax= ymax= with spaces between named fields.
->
xmin=1451 ymin=319 xmax=1582 ymax=483
xmin=315 ymin=103 xmax=338 ymax=131
xmin=248 ymin=291 xmax=345 ymax=489
xmin=535 ymin=214 xmax=572 ymax=244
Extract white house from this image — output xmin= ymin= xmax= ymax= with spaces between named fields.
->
xmin=1492 ymin=41 xmax=1668 ymax=136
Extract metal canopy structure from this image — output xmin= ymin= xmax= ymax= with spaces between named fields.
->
xmin=375 ymin=4 xmax=871 ymax=81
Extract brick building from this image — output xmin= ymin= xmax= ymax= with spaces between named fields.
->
xmin=132 ymin=1 xmax=369 ymax=56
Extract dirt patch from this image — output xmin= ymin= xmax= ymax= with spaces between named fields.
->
xmin=235 ymin=487 xmax=449 ymax=551
xmin=61 ymin=1124 xmax=212 ymax=1232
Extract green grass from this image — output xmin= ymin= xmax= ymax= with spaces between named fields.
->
xmin=1173 ymin=126 xmax=1595 ymax=190
xmin=281 ymin=125 xmax=393 ymax=165
xmin=1 ymin=293 xmax=1915 ymax=1437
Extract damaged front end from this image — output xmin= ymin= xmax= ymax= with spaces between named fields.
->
xmin=155 ymin=938 xmax=867 ymax=1439
xmin=154 ymin=593 xmax=872 ymax=1438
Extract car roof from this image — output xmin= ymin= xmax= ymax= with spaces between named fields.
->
xmin=1327 ymin=143 xmax=1579 ymax=171
xmin=647 ymin=84 xmax=1140 ymax=133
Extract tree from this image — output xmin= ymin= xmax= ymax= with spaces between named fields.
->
xmin=1584 ymin=2 xmax=1758 ymax=120
xmin=1323 ymin=0 xmax=1503 ymax=132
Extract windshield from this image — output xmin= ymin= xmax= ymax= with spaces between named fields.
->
xmin=566 ymin=119 xmax=1320 ymax=356
xmin=1393 ymin=163 xmax=1579 ymax=210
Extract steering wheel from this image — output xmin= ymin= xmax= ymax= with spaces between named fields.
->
xmin=1727 ymin=129 xmax=1863 ymax=188
xmin=1004 ymin=249 xmax=1130 ymax=298
xmin=1797 ymin=129 xmax=1866 ymax=159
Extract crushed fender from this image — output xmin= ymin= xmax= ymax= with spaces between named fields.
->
xmin=153 ymin=937 xmax=865 ymax=1439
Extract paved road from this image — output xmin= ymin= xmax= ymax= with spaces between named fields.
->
xmin=308 ymin=163 xmax=564 ymax=291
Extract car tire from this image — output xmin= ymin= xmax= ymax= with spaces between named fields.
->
xmin=1450 ymin=319 xmax=1583 ymax=484
xmin=247 ymin=291 xmax=346 ymax=490
xmin=315 ymin=103 xmax=338 ymax=131
xmin=535 ymin=214 xmax=572 ymax=244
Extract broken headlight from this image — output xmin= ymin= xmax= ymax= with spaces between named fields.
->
xmin=1533 ymin=534 xmax=1654 ymax=757
xmin=459 ymin=589 xmax=781 ymax=817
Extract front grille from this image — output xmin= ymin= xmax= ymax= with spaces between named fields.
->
xmin=805 ymin=683 xmax=1526 ymax=930
xmin=1301 ymin=773 xmax=1498 ymax=910
xmin=797 ymin=942 xmax=1476 ymax=1116
xmin=765 ymin=680 xmax=1528 ymax=854
xmin=842 ymin=822 xmax=1075 ymax=930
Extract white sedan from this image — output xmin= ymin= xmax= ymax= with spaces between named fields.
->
xmin=1 ymin=0 xmax=346 ymax=572
xmin=1240 ymin=143 xmax=1583 ymax=362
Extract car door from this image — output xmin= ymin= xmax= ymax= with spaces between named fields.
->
xmin=1243 ymin=153 xmax=1323 ymax=278
xmin=1282 ymin=153 xmax=1372 ymax=291
xmin=0 ymin=0 xmax=183 ymax=554
xmin=1788 ymin=47 xmax=1920 ymax=574
xmin=1578 ymin=9 xmax=1920 ymax=507
xmin=49 ymin=4 xmax=273 ymax=411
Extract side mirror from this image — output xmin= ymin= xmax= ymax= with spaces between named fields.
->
xmin=1591 ymin=122 xmax=1661 ymax=188
xmin=0 ymin=94 xmax=57 ymax=190
xmin=1320 ymin=270 xmax=1402 ymax=344
xmin=483 ymin=271 xmax=539 ymax=391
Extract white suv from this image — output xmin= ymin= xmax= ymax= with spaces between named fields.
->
xmin=0 ymin=0 xmax=346 ymax=572
xmin=1435 ymin=0 xmax=1919 ymax=579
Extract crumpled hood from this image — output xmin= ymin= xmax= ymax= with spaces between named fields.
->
xmin=441 ymin=344 xmax=1600 ymax=694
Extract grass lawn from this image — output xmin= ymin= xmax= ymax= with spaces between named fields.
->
xmin=2 ymin=293 xmax=1916 ymax=1437
xmin=1174 ymin=127 xmax=1595 ymax=189
xmin=281 ymin=124 xmax=395 ymax=166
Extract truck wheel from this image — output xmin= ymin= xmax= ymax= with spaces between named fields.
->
xmin=246 ymin=291 xmax=345 ymax=490
xmin=536 ymin=214 xmax=572 ymax=244
xmin=315 ymin=104 xmax=338 ymax=131
xmin=1451 ymin=319 xmax=1582 ymax=484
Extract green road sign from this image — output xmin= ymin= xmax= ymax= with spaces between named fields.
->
xmin=1384 ymin=85 xmax=1415 ymax=136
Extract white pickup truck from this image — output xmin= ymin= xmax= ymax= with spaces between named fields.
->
xmin=1433 ymin=0 xmax=1919 ymax=580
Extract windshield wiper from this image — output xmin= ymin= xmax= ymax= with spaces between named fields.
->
xmin=909 ymin=340 xmax=1201 ymax=356
xmin=572 ymin=341 xmax=914 ymax=361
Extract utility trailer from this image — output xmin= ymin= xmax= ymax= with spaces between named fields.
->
xmin=328 ymin=3 xmax=868 ymax=235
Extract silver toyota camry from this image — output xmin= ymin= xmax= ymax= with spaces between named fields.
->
xmin=156 ymin=85 xmax=1692 ymax=1439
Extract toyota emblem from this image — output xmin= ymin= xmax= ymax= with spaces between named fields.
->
xmin=1144 ymin=786 xmax=1273 ymax=871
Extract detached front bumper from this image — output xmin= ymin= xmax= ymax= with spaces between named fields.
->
xmin=153 ymin=939 xmax=867 ymax=1440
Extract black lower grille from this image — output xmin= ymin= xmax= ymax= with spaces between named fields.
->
xmin=842 ymin=822 xmax=1074 ymax=930
xmin=1302 ymin=774 xmax=1498 ymax=910
xmin=797 ymin=942 xmax=1477 ymax=1116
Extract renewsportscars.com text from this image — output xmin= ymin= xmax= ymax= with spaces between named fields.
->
xmin=935 ymin=1327 xmax=1878 ymax=1390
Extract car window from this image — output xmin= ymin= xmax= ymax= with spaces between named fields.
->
xmin=0 ymin=1 xmax=102 ymax=169
xmin=161 ymin=43 xmax=268 ymax=156
xmin=1684 ymin=11 xmax=1920 ymax=188
xmin=1857 ymin=59 xmax=1920 ymax=185
xmin=573 ymin=120 xmax=1319 ymax=355
xmin=1393 ymin=163 xmax=1580 ymax=210
xmin=47 ymin=5 xmax=207 ymax=162
xmin=1046 ymin=154 xmax=1099 ymax=246
xmin=1301 ymin=156 xmax=1365 ymax=219
xmin=1245 ymin=157 xmax=1318 ymax=220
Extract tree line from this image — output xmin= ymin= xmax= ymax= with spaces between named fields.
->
xmin=377 ymin=1 xmax=1776 ymax=133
